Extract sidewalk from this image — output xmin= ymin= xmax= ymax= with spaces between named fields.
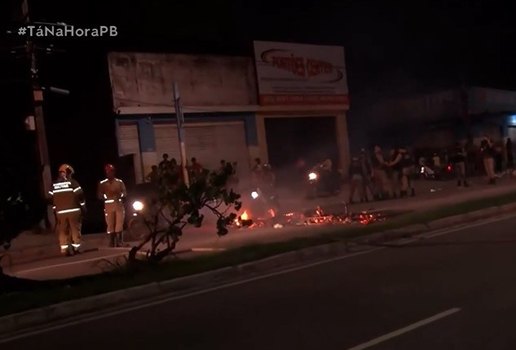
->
xmin=3 ymin=176 xmax=516 ymax=280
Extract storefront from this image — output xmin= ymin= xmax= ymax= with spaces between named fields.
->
xmin=107 ymin=42 xmax=351 ymax=184
xmin=252 ymin=41 xmax=350 ymax=180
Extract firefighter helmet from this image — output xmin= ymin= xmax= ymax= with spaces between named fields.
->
xmin=58 ymin=164 xmax=74 ymax=175
xmin=104 ymin=164 xmax=115 ymax=172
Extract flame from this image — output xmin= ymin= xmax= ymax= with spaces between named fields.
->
xmin=240 ymin=211 xmax=250 ymax=221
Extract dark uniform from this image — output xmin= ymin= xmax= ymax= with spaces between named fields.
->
xmin=400 ymin=149 xmax=416 ymax=196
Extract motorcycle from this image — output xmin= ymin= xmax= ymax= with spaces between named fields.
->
xmin=419 ymin=159 xmax=454 ymax=180
xmin=306 ymin=163 xmax=342 ymax=199
xmin=125 ymin=182 xmax=159 ymax=241
xmin=240 ymin=188 xmax=281 ymax=225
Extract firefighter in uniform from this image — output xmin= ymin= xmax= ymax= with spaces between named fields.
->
xmin=97 ymin=164 xmax=127 ymax=247
xmin=48 ymin=164 xmax=86 ymax=256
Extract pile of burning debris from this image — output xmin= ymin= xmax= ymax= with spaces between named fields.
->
xmin=232 ymin=206 xmax=386 ymax=230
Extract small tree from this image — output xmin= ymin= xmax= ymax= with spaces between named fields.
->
xmin=128 ymin=164 xmax=242 ymax=264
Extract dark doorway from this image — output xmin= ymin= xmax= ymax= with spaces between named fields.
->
xmin=265 ymin=116 xmax=339 ymax=187
xmin=117 ymin=154 xmax=136 ymax=189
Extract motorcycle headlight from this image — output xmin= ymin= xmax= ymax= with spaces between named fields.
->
xmin=132 ymin=200 xmax=144 ymax=211
xmin=251 ymin=191 xmax=259 ymax=199
xmin=308 ymin=172 xmax=318 ymax=181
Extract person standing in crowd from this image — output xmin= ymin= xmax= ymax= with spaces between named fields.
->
xmin=348 ymin=156 xmax=367 ymax=203
xmin=432 ymin=152 xmax=442 ymax=171
xmin=401 ymin=147 xmax=416 ymax=197
xmin=219 ymin=160 xmax=227 ymax=173
xmin=452 ymin=142 xmax=469 ymax=187
xmin=388 ymin=147 xmax=411 ymax=198
xmin=359 ymin=148 xmax=375 ymax=200
xmin=388 ymin=148 xmax=401 ymax=198
xmin=506 ymin=138 xmax=514 ymax=174
xmin=465 ymin=139 xmax=477 ymax=176
xmin=372 ymin=146 xmax=389 ymax=200
xmin=261 ymin=164 xmax=276 ymax=193
xmin=98 ymin=164 xmax=127 ymax=247
xmin=188 ymin=157 xmax=204 ymax=181
xmin=251 ymin=158 xmax=263 ymax=186
xmin=145 ymin=165 xmax=160 ymax=186
xmin=159 ymin=153 xmax=171 ymax=173
xmin=494 ymin=145 xmax=503 ymax=175
xmin=48 ymin=164 xmax=86 ymax=256
xmin=480 ymin=136 xmax=496 ymax=184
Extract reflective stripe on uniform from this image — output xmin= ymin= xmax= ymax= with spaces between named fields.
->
xmin=48 ymin=191 xmax=54 ymax=196
xmin=60 ymin=245 xmax=69 ymax=250
xmin=80 ymin=202 xmax=86 ymax=206
xmin=56 ymin=208 xmax=81 ymax=214
xmin=53 ymin=181 xmax=72 ymax=189
xmin=100 ymin=179 xmax=108 ymax=184
xmin=71 ymin=243 xmax=81 ymax=248
xmin=53 ymin=188 xmax=73 ymax=193
xmin=105 ymin=199 xmax=115 ymax=204
xmin=73 ymin=186 xmax=82 ymax=192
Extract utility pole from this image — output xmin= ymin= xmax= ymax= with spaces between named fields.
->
xmin=21 ymin=0 xmax=53 ymax=229
xmin=173 ymin=82 xmax=190 ymax=187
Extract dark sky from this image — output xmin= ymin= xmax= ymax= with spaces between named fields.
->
xmin=2 ymin=0 xmax=516 ymax=180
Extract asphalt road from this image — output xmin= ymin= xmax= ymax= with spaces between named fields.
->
xmin=4 ymin=214 xmax=516 ymax=349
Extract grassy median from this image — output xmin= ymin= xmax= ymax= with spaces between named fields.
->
xmin=1 ymin=190 xmax=516 ymax=318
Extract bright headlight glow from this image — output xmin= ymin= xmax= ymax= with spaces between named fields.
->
xmin=132 ymin=200 xmax=144 ymax=211
xmin=308 ymin=172 xmax=318 ymax=181
xmin=420 ymin=167 xmax=425 ymax=174
xmin=251 ymin=191 xmax=259 ymax=199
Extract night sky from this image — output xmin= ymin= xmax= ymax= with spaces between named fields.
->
xmin=2 ymin=0 xmax=516 ymax=190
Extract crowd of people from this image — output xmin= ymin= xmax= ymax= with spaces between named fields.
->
xmin=348 ymin=136 xmax=515 ymax=204
xmin=146 ymin=153 xmax=240 ymax=188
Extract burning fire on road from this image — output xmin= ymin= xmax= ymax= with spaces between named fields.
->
xmin=232 ymin=205 xmax=386 ymax=230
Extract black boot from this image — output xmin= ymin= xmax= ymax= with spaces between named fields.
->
xmin=115 ymin=232 xmax=124 ymax=247
xmin=400 ymin=191 xmax=407 ymax=198
xmin=109 ymin=233 xmax=116 ymax=247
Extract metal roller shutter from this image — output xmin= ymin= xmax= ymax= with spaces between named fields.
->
xmin=154 ymin=124 xmax=181 ymax=161
xmin=117 ymin=123 xmax=143 ymax=183
xmin=154 ymin=122 xmax=250 ymax=177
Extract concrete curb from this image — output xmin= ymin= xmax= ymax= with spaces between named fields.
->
xmin=1 ymin=234 xmax=109 ymax=268
xmin=1 ymin=201 xmax=516 ymax=337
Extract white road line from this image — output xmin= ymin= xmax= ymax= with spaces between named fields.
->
xmin=13 ymin=253 xmax=126 ymax=275
xmin=2 ymin=213 xmax=514 ymax=342
xmin=347 ymin=308 xmax=461 ymax=350
xmin=191 ymin=248 xmax=226 ymax=252
xmin=0 ymin=247 xmax=384 ymax=344
xmin=385 ymin=213 xmax=516 ymax=245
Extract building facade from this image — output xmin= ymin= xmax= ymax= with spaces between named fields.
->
xmin=108 ymin=42 xmax=350 ymax=185
xmin=359 ymin=86 xmax=516 ymax=149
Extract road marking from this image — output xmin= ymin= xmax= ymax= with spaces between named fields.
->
xmin=13 ymin=253 xmax=127 ymax=275
xmin=0 ymin=247 xmax=384 ymax=343
xmin=382 ymin=213 xmax=516 ymax=246
xmin=191 ymin=247 xmax=226 ymax=252
xmin=2 ymin=213 xmax=514 ymax=342
xmin=347 ymin=308 xmax=461 ymax=350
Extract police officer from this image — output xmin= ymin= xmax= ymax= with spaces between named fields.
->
xmin=97 ymin=164 xmax=127 ymax=247
xmin=399 ymin=147 xmax=416 ymax=197
xmin=48 ymin=164 xmax=86 ymax=256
